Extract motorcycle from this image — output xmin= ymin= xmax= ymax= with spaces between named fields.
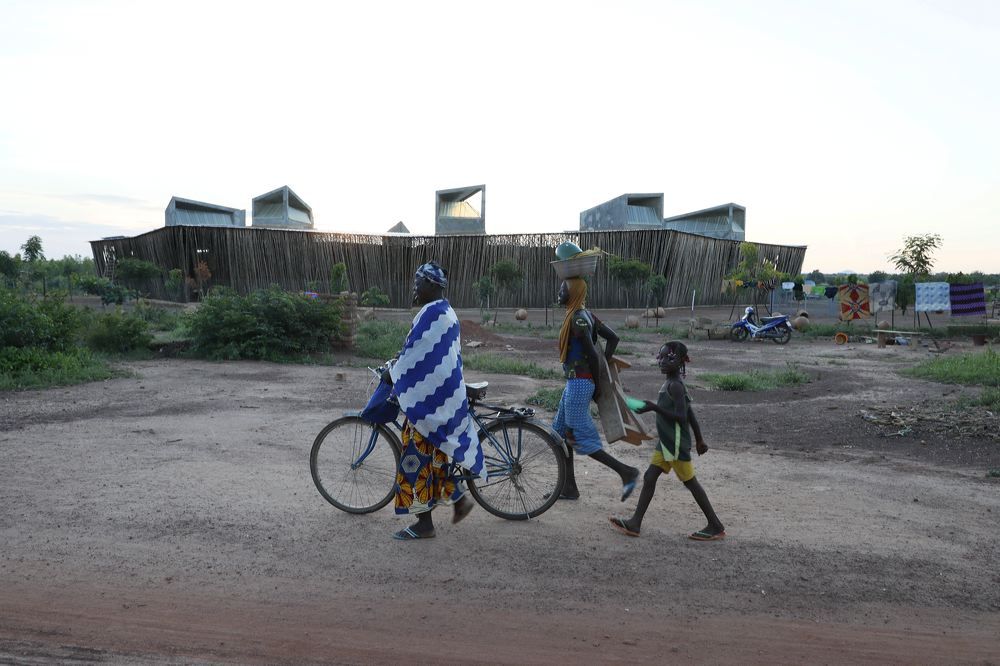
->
xmin=730 ymin=307 xmax=792 ymax=344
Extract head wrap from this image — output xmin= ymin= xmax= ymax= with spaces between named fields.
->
xmin=415 ymin=261 xmax=448 ymax=287
xmin=558 ymin=278 xmax=588 ymax=363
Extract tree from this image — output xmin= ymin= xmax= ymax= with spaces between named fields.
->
xmin=20 ymin=236 xmax=44 ymax=263
xmin=473 ymin=275 xmax=495 ymax=314
xmin=890 ymin=233 xmax=942 ymax=277
xmin=329 ymin=262 xmax=348 ymax=294
xmin=20 ymin=236 xmax=44 ymax=293
xmin=490 ymin=260 xmax=523 ymax=307
xmin=165 ymin=269 xmax=184 ymax=301
xmin=867 ymin=270 xmax=889 ymax=284
xmin=806 ymin=269 xmax=825 ymax=283
xmin=645 ymin=274 xmax=667 ymax=307
xmin=608 ymin=257 xmax=651 ymax=307
xmin=116 ymin=258 xmax=162 ymax=296
xmin=0 ymin=251 xmax=20 ymax=288
xmin=725 ymin=242 xmax=782 ymax=312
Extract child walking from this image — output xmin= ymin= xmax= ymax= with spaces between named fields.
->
xmin=609 ymin=341 xmax=725 ymax=541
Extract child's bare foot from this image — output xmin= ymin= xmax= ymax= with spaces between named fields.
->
xmin=608 ymin=516 xmax=640 ymax=537
xmin=689 ymin=525 xmax=725 ymax=541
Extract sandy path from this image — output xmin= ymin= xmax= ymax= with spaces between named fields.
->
xmin=2 ymin=342 xmax=999 ymax=663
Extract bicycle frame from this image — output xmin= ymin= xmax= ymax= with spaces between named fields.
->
xmin=344 ymin=402 xmax=568 ymax=483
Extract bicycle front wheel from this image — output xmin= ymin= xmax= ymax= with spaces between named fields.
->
xmin=310 ymin=416 xmax=401 ymax=514
xmin=469 ymin=420 xmax=566 ymax=520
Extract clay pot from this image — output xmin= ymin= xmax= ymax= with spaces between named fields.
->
xmin=792 ymin=316 xmax=809 ymax=331
xmin=625 ymin=316 xmax=640 ymax=329
xmin=515 ymin=309 xmax=528 ymax=321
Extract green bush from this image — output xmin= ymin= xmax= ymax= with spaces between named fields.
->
xmin=0 ymin=346 xmax=118 ymax=391
xmin=77 ymin=274 xmax=111 ymax=296
xmin=86 ymin=310 xmax=152 ymax=353
xmin=361 ymin=286 xmax=390 ymax=308
xmin=185 ymin=286 xmax=343 ymax=360
xmin=0 ymin=289 xmax=81 ymax=351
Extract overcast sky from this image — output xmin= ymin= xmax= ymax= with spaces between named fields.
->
xmin=1 ymin=0 xmax=997 ymax=273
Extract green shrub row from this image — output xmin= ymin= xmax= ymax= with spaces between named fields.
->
xmin=0 ymin=346 xmax=120 ymax=391
xmin=185 ymin=287 xmax=344 ymax=360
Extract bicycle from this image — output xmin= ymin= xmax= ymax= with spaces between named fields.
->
xmin=310 ymin=364 xmax=568 ymax=520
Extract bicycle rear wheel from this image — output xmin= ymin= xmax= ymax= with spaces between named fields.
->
xmin=469 ymin=420 xmax=566 ymax=520
xmin=310 ymin=416 xmax=401 ymax=514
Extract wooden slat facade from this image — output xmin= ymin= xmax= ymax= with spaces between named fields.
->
xmin=90 ymin=226 xmax=806 ymax=309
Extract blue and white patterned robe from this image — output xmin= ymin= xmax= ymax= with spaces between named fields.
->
xmin=389 ymin=299 xmax=486 ymax=480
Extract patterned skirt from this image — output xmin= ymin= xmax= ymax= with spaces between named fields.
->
xmin=394 ymin=421 xmax=464 ymax=515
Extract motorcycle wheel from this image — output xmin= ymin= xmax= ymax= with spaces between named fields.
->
xmin=772 ymin=325 xmax=792 ymax=345
xmin=731 ymin=327 xmax=749 ymax=342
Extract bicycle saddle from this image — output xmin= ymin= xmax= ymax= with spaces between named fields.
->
xmin=466 ymin=381 xmax=488 ymax=403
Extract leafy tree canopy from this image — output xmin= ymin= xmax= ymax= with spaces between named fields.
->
xmin=890 ymin=233 xmax=942 ymax=276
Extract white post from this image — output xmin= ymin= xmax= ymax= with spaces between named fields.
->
xmin=691 ymin=289 xmax=696 ymax=312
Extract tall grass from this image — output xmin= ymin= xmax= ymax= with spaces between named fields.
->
xmin=526 ymin=387 xmax=564 ymax=411
xmin=902 ymin=349 xmax=999 ymax=387
xmin=352 ymin=321 xmax=410 ymax=360
xmin=700 ymin=365 xmax=810 ymax=391
xmin=0 ymin=347 xmax=122 ymax=391
xmin=462 ymin=354 xmax=561 ymax=380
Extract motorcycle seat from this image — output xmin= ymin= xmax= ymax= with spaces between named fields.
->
xmin=760 ymin=316 xmax=784 ymax=324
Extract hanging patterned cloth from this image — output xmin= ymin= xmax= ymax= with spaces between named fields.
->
xmin=837 ymin=283 xmax=872 ymax=321
xmin=915 ymin=282 xmax=951 ymax=312
xmin=869 ymin=281 xmax=897 ymax=313
xmin=949 ymin=283 xmax=986 ymax=317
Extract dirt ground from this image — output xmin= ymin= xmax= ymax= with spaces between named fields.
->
xmin=1 ymin=305 xmax=998 ymax=664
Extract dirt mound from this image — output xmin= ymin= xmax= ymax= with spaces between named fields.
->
xmin=459 ymin=320 xmax=508 ymax=348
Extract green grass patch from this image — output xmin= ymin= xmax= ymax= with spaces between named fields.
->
xmin=0 ymin=347 xmax=122 ymax=391
xmin=526 ymin=387 xmax=563 ymax=411
xmin=902 ymin=349 xmax=999 ymax=387
xmin=353 ymin=320 xmax=410 ymax=360
xmin=489 ymin=323 xmax=561 ymax=339
xmin=968 ymin=387 xmax=1000 ymax=411
xmin=700 ymin=365 xmax=810 ymax=391
xmin=462 ymin=353 xmax=561 ymax=379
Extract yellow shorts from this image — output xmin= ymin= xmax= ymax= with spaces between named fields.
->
xmin=650 ymin=448 xmax=695 ymax=482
